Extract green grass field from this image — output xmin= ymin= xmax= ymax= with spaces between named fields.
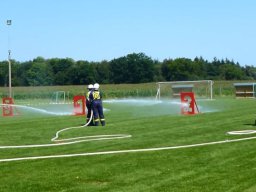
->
xmin=1 ymin=97 xmax=256 ymax=191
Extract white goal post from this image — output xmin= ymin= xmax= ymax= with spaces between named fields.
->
xmin=155 ymin=80 xmax=214 ymax=100
xmin=51 ymin=91 xmax=66 ymax=104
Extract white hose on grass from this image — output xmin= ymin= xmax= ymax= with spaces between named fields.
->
xmin=51 ymin=110 xmax=94 ymax=142
xmin=0 ymin=110 xmax=131 ymax=149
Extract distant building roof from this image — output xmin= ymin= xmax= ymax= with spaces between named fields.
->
xmin=172 ymin=84 xmax=194 ymax=88
xmin=234 ymin=83 xmax=256 ymax=86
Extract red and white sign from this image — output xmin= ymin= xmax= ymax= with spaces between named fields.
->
xmin=180 ymin=92 xmax=199 ymax=115
xmin=2 ymin=97 xmax=14 ymax=117
xmin=73 ymin=95 xmax=86 ymax=116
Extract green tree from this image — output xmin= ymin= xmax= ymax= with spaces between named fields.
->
xmin=68 ymin=60 xmax=97 ymax=85
xmin=162 ymin=58 xmax=196 ymax=81
xmin=95 ymin=60 xmax=110 ymax=84
xmin=109 ymin=53 xmax=155 ymax=83
xmin=243 ymin=65 xmax=256 ymax=80
xmin=2 ymin=54 xmax=256 ymax=86
xmin=0 ymin=61 xmax=8 ymax=86
xmin=49 ymin=58 xmax=74 ymax=85
xmin=219 ymin=63 xmax=245 ymax=80
xmin=25 ymin=61 xmax=53 ymax=86
xmin=206 ymin=57 xmax=222 ymax=79
xmin=193 ymin=57 xmax=207 ymax=79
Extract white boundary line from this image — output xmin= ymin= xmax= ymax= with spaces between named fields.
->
xmin=1 ymin=135 xmax=256 ymax=163
xmin=227 ymin=130 xmax=256 ymax=135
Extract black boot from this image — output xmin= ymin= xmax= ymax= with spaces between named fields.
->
xmin=89 ymin=121 xmax=94 ymax=126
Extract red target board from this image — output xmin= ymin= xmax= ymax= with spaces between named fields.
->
xmin=2 ymin=97 xmax=14 ymax=116
xmin=73 ymin=95 xmax=86 ymax=116
xmin=180 ymin=92 xmax=199 ymax=115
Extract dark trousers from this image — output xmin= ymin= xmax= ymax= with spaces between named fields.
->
xmin=86 ymin=100 xmax=94 ymax=126
xmin=92 ymin=101 xmax=105 ymax=126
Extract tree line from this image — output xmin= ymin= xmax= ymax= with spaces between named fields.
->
xmin=0 ymin=52 xmax=256 ymax=86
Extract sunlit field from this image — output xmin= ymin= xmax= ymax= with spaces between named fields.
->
xmin=1 ymin=95 xmax=256 ymax=191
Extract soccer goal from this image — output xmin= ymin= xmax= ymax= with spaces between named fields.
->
xmin=155 ymin=80 xmax=214 ymax=100
xmin=51 ymin=91 xmax=66 ymax=104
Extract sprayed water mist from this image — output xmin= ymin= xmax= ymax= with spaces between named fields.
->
xmin=0 ymin=104 xmax=74 ymax=116
xmin=104 ymin=98 xmax=219 ymax=117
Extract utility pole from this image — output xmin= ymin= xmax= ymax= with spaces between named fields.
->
xmin=7 ymin=19 xmax=12 ymax=98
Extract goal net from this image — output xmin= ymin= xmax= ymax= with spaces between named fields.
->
xmin=155 ymin=80 xmax=213 ymax=100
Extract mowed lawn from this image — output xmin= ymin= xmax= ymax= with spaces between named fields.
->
xmin=0 ymin=98 xmax=256 ymax=192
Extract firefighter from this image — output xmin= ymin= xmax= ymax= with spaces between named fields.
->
xmin=89 ymin=83 xmax=105 ymax=126
xmin=86 ymin=84 xmax=94 ymax=126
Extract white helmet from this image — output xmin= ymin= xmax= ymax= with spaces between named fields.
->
xmin=93 ymin=83 xmax=100 ymax=90
xmin=88 ymin=84 xmax=93 ymax=89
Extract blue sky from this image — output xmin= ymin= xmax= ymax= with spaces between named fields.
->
xmin=0 ymin=0 xmax=256 ymax=66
